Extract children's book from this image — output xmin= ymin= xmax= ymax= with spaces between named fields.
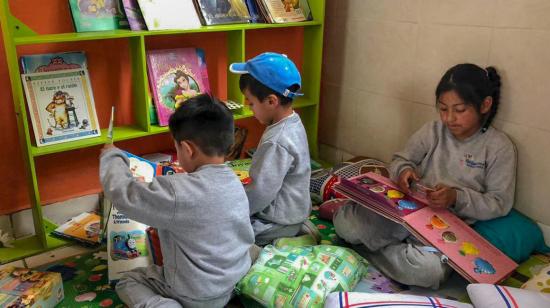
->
xmin=193 ymin=0 xmax=251 ymax=25
xmin=137 ymin=0 xmax=201 ymax=30
xmin=122 ymin=0 xmax=147 ymax=30
xmin=52 ymin=212 xmax=101 ymax=247
xmin=257 ymin=0 xmax=312 ymax=23
xmin=20 ymin=51 xmax=87 ymax=74
xmin=0 ymin=267 xmax=64 ymax=308
xmin=68 ymin=0 xmax=129 ymax=32
xmin=334 ymin=172 xmax=518 ymax=284
xmin=226 ymin=158 xmax=252 ymax=185
xmin=146 ymin=48 xmax=211 ymax=126
xmin=245 ymin=0 xmax=265 ymax=23
xmin=21 ymin=68 xmax=101 ymax=147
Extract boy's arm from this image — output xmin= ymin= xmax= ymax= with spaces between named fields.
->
xmin=245 ymin=142 xmax=293 ymax=215
xmin=453 ymin=145 xmax=517 ymax=221
xmin=389 ymin=122 xmax=433 ymax=181
xmin=100 ymin=148 xmax=177 ymax=228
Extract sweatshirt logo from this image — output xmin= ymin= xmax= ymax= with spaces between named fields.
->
xmin=461 ymin=153 xmax=486 ymax=169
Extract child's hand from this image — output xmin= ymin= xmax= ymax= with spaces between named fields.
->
xmin=427 ymin=184 xmax=457 ymax=209
xmin=397 ymin=168 xmax=420 ymax=194
xmin=101 ymin=143 xmax=117 ymax=155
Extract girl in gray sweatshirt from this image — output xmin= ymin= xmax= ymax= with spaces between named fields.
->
xmin=334 ymin=64 xmax=516 ymax=289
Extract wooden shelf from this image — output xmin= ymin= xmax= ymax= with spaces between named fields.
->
xmin=0 ymin=219 xmax=71 ymax=263
xmin=13 ymin=21 xmax=322 ymax=45
xmin=31 ymin=125 xmax=149 ymax=157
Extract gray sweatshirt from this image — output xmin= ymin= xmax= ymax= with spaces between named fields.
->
xmin=246 ymin=112 xmax=312 ymax=225
xmin=100 ymin=148 xmax=254 ymax=300
xmin=390 ymin=120 xmax=517 ymax=222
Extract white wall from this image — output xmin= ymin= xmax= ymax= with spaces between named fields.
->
xmin=320 ymin=0 xmax=550 ymax=224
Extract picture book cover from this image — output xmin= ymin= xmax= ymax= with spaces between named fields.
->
xmin=20 ymin=51 xmax=87 ymax=74
xmin=52 ymin=212 xmax=101 ymax=246
xmin=122 ymin=0 xmax=147 ymax=30
xmin=258 ymin=0 xmax=311 ymax=23
xmin=194 ymin=0 xmax=251 ymax=25
xmin=69 ymin=0 xmax=129 ymax=32
xmin=21 ymin=69 xmax=101 ymax=147
xmin=335 ymin=172 xmax=518 ymax=284
xmin=226 ymin=158 xmax=252 ymax=185
xmin=137 ymin=0 xmax=201 ymax=30
xmin=0 ymin=267 xmax=64 ymax=308
xmin=146 ymin=48 xmax=211 ymax=126
xmin=105 ymin=151 xmax=184 ymax=281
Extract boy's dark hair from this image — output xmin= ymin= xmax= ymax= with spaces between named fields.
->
xmin=239 ymin=74 xmax=300 ymax=106
xmin=168 ymin=94 xmax=234 ymax=156
xmin=435 ymin=63 xmax=501 ymax=132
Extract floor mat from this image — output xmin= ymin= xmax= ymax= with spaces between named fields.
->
xmin=36 ymin=248 xmax=124 ymax=308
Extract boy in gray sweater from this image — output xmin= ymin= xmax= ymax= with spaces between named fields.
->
xmin=100 ymin=94 xmax=254 ymax=307
xmin=230 ymin=52 xmax=311 ymax=245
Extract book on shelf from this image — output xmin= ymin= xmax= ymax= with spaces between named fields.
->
xmin=193 ymin=0 xmax=251 ymax=25
xmin=51 ymin=212 xmax=101 ymax=247
xmin=334 ymin=172 xmax=517 ymax=284
xmin=146 ymin=48 xmax=211 ymax=126
xmin=257 ymin=0 xmax=312 ymax=23
xmin=137 ymin=0 xmax=201 ymax=30
xmin=122 ymin=0 xmax=148 ymax=30
xmin=21 ymin=68 xmax=101 ymax=147
xmin=68 ymin=0 xmax=129 ymax=32
xmin=20 ymin=51 xmax=87 ymax=74
xmin=245 ymin=0 xmax=266 ymax=23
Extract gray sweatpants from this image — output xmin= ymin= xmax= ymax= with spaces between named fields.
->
xmin=251 ymin=216 xmax=301 ymax=245
xmin=116 ymin=265 xmax=232 ymax=308
xmin=333 ymin=202 xmax=452 ymax=289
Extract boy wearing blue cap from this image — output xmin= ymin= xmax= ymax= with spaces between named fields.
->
xmin=230 ymin=52 xmax=312 ymax=245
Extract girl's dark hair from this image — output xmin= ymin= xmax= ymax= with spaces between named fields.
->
xmin=239 ymin=74 xmax=299 ymax=106
xmin=435 ymin=64 xmax=501 ymax=132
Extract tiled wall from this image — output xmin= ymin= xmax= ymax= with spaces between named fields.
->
xmin=320 ymin=0 xmax=550 ymax=224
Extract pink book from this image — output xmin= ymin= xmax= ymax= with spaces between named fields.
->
xmin=335 ymin=172 xmax=517 ymax=284
xmin=146 ymin=48 xmax=211 ymax=126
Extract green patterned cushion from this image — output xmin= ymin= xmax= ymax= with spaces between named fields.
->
xmin=236 ymin=245 xmax=368 ymax=307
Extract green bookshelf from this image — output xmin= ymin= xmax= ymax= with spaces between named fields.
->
xmin=0 ymin=0 xmax=325 ymax=262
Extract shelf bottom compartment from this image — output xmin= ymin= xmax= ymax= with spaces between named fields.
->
xmin=0 ymin=218 xmax=72 ymax=264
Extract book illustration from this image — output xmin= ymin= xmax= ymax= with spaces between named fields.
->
xmin=107 ymin=207 xmax=151 ymax=282
xmin=20 ymin=51 xmax=87 ymax=74
xmin=427 ymin=214 xmax=449 ymax=230
xmin=52 ymin=212 xmax=101 ymax=246
xmin=441 ymin=231 xmax=457 ymax=243
xmin=137 ymin=0 xmax=201 ymax=30
xmin=122 ymin=0 xmax=147 ymax=30
xmin=226 ymin=158 xmax=252 ymax=185
xmin=460 ymin=242 xmax=479 ymax=256
xmin=258 ymin=0 xmax=311 ymax=23
xmin=334 ymin=172 xmax=518 ymax=284
xmin=110 ymin=230 xmax=148 ymax=261
xmin=474 ymin=258 xmax=496 ymax=275
xmin=194 ymin=0 xmax=251 ymax=25
xmin=0 ymin=267 xmax=64 ymax=308
xmin=147 ymin=48 xmax=211 ymax=126
xmin=21 ymin=69 xmax=101 ymax=147
xmin=69 ymin=0 xmax=129 ymax=32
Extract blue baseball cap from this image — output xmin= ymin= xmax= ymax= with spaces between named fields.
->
xmin=229 ymin=52 xmax=303 ymax=98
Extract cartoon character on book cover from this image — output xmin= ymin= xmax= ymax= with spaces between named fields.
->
xmin=77 ymin=0 xmax=122 ymax=16
xmin=110 ymin=230 xmax=148 ymax=261
xmin=147 ymin=48 xmax=211 ymax=126
xmin=21 ymin=69 xmax=101 ymax=146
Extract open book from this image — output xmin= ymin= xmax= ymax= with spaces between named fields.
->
xmin=334 ymin=172 xmax=517 ymax=284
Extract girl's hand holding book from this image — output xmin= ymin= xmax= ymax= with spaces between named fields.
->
xmin=427 ymin=184 xmax=457 ymax=209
